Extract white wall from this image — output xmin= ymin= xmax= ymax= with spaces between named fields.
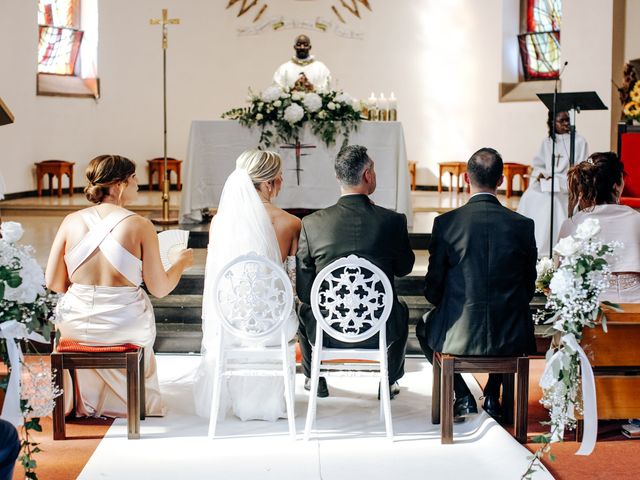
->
xmin=0 ymin=0 xmax=629 ymax=194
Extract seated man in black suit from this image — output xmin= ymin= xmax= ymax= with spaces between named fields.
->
xmin=417 ymin=147 xmax=537 ymax=420
xmin=0 ymin=419 xmax=19 ymax=480
xmin=296 ymin=145 xmax=415 ymax=398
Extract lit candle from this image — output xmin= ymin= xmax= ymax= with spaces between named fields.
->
xmin=377 ymin=93 xmax=388 ymax=111
xmin=388 ymin=92 xmax=397 ymax=110
xmin=367 ymin=92 xmax=377 ymax=107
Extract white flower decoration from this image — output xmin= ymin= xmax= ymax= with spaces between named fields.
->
xmin=327 ymin=101 xmax=336 ymax=110
xmin=536 ymin=257 xmax=554 ymax=277
xmin=574 ymin=218 xmax=601 ymax=240
xmin=1 ymin=222 xmax=24 ymax=244
xmin=548 ymin=268 xmax=576 ymax=298
xmin=283 ymin=103 xmax=304 ymax=124
xmin=291 ymin=91 xmax=304 ymax=101
xmin=273 ymin=100 xmax=282 ymax=108
xmin=255 ymin=113 xmax=264 ymax=120
xmin=303 ymin=93 xmax=322 ymax=113
xmin=261 ymin=86 xmax=282 ymax=103
xmin=554 ymin=235 xmax=581 ymax=257
xmin=317 ymin=111 xmax=327 ymax=120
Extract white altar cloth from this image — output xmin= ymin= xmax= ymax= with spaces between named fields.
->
xmin=180 ymin=120 xmax=412 ymax=225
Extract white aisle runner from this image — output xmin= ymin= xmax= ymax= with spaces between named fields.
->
xmin=78 ymin=356 xmax=553 ymax=480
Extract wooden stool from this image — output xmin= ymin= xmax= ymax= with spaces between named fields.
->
xmin=408 ymin=161 xmax=417 ymax=191
xmin=438 ymin=162 xmax=469 ymax=193
xmin=35 ymin=160 xmax=74 ymax=197
xmin=147 ymin=158 xmax=182 ymax=191
xmin=502 ymin=163 xmax=530 ymax=198
xmin=432 ymin=352 xmax=529 ymax=444
xmin=51 ymin=340 xmax=145 ymax=440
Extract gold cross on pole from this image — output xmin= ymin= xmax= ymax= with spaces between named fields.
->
xmin=150 ymin=9 xmax=180 ymax=50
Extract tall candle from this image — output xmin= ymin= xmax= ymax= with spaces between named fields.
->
xmin=377 ymin=93 xmax=388 ymax=111
xmin=388 ymin=92 xmax=397 ymax=110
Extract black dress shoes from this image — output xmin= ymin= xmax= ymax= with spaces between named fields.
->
xmin=453 ymin=395 xmax=478 ymax=423
xmin=482 ymin=395 xmax=502 ymax=419
xmin=304 ymin=377 xmax=329 ymax=398
xmin=378 ymin=381 xmax=401 ymax=400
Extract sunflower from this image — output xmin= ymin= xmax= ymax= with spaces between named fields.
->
xmin=624 ymin=101 xmax=640 ymax=119
xmin=631 ymin=81 xmax=640 ymax=103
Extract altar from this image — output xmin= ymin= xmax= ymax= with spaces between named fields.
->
xmin=179 ymin=120 xmax=412 ymax=225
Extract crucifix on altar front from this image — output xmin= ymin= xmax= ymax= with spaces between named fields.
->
xmin=280 ymin=140 xmax=316 ymax=185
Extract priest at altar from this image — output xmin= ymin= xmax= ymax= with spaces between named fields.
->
xmin=273 ymin=34 xmax=331 ymax=91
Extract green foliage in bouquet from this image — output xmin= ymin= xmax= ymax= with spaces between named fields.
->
xmin=222 ymin=85 xmax=362 ymax=149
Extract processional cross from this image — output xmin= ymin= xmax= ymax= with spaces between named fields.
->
xmin=280 ymin=141 xmax=316 ymax=185
xmin=149 ymin=9 xmax=180 ymax=225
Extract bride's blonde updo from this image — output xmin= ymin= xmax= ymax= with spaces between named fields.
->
xmin=236 ymin=149 xmax=282 ymax=188
xmin=84 ymin=154 xmax=136 ymax=204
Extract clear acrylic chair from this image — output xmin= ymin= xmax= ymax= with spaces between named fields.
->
xmin=304 ymin=254 xmax=394 ymax=440
xmin=208 ymin=253 xmax=296 ymax=439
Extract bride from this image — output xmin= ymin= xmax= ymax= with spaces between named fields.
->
xmin=193 ymin=149 xmax=301 ymax=422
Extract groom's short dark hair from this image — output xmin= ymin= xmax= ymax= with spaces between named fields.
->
xmin=467 ymin=148 xmax=503 ymax=188
xmin=335 ymin=145 xmax=371 ymax=187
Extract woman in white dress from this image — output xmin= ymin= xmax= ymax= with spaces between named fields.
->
xmin=559 ymin=152 xmax=640 ymax=303
xmin=194 ymin=149 xmax=301 ymax=422
xmin=46 ymin=155 xmax=193 ymax=417
xmin=517 ymin=111 xmax=588 ymax=257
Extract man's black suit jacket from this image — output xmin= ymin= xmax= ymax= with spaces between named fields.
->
xmin=296 ymin=194 xmax=415 ymax=345
xmin=424 ymin=194 xmax=537 ymax=355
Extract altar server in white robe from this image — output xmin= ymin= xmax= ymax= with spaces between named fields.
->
xmin=46 ymin=155 xmax=193 ymax=417
xmin=273 ymin=34 xmax=331 ymax=91
xmin=517 ymin=111 xmax=588 ymax=257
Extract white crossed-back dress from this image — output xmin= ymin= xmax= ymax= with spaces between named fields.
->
xmin=55 ymin=207 xmax=164 ymax=417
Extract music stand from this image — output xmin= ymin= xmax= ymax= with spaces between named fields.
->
xmin=536 ymin=91 xmax=607 ymax=258
xmin=0 ymin=97 xmax=14 ymax=126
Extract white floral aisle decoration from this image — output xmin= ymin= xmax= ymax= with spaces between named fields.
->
xmin=0 ymin=221 xmax=60 ymax=480
xmin=522 ymin=218 xmax=621 ymax=479
xmin=222 ymin=84 xmax=362 ymax=149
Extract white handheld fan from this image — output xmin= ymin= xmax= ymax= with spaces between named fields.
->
xmin=158 ymin=229 xmax=189 ymax=271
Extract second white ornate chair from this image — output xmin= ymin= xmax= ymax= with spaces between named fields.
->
xmin=304 ymin=254 xmax=394 ymax=440
xmin=208 ymin=253 xmax=296 ymax=439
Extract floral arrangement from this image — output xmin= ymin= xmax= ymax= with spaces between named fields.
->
xmin=0 ymin=221 xmax=60 ymax=480
xmin=619 ymin=63 xmax=640 ymax=123
xmin=523 ymin=218 xmax=620 ymax=479
xmin=222 ymin=84 xmax=363 ymax=149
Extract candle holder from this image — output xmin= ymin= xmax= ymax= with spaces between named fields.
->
xmin=379 ymin=109 xmax=388 ymax=121
xmin=368 ymin=108 xmax=378 ymax=121
xmin=389 ymin=109 xmax=397 ymax=121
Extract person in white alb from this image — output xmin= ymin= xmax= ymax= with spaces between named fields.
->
xmin=273 ymin=34 xmax=331 ymax=91
xmin=517 ymin=110 xmax=588 ymax=257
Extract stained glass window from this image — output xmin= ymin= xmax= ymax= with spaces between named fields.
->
xmin=37 ymin=0 xmax=82 ymax=75
xmin=518 ymin=0 xmax=561 ymax=80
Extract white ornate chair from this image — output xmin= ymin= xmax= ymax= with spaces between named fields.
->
xmin=304 ymin=254 xmax=394 ymax=440
xmin=208 ymin=253 xmax=296 ymax=439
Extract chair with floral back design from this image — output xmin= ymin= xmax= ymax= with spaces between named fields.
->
xmin=208 ymin=253 xmax=296 ymax=439
xmin=304 ymin=254 xmax=394 ymax=441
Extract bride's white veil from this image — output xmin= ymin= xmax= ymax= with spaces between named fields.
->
xmin=193 ymin=166 xmax=281 ymax=417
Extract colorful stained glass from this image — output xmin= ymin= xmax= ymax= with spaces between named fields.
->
xmin=38 ymin=26 xmax=83 ymax=75
xmin=519 ymin=0 xmax=562 ymax=80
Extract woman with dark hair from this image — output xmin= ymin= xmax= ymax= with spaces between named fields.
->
xmin=45 ymin=155 xmax=193 ymax=417
xmin=517 ymin=110 xmax=589 ymax=256
xmin=559 ymin=152 xmax=640 ymax=302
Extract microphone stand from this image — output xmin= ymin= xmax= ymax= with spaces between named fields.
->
xmin=548 ymin=61 xmax=568 ymax=258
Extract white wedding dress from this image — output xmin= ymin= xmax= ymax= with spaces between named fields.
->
xmin=193 ymin=169 xmax=298 ymax=422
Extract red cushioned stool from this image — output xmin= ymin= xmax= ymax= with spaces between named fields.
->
xmin=51 ymin=339 xmax=145 ymax=440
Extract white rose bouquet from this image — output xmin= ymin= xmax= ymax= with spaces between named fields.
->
xmin=222 ymin=84 xmax=362 ymax=148
xmin=523 ymin=218 xmax=620 ymax=479
xmin=0 ymin=221 xmax=59 ymax=480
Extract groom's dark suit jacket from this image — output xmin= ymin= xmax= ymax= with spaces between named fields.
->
xmin=296 ymin=194 xmax=415 ymax=345
xmin=424 ymin=194 xmax=537 ymax=356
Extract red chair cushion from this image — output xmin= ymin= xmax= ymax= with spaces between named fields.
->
xmin=621 ymin=132 xmax=640 ymax=197
xmin=57 ymin=338 xmax=140 ymax=353
xmin=620 ymin=197 xmax=640 ymax=208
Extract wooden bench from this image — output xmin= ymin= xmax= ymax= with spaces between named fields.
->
xmin=502 ymin=163 xmax=530 ymax=198
xmin=438 ymin=162 xmax=469 ymax=193
xmin=147 ymin=157 xmax=182 ymax=191
xmin=576 ymin=303 xmax=640 ymax=438
xmin=35 ymin=160 xmax=74 ymax=197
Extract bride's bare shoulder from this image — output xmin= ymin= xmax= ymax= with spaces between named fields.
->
xmin=271 ymin=207 xmax=301 ymax=234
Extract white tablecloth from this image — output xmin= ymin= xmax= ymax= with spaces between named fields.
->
xmin=180 ymin=120 xmax=412 ymax=225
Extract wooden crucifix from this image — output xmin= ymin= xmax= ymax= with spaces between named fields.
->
xmin=280 ymin=141 xmax=316 ymax=185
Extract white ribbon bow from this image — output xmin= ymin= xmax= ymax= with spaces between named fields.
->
xmin=0 ymin=320 xmax=49 ymax=427
xmin=540 ymin=333 xmax=597 ymax=455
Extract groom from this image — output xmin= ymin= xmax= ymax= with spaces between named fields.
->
xmin=296 ymin=145 xmax=415 ymax=397
xmin=417 ymin=147 xmax=537 ymax=420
